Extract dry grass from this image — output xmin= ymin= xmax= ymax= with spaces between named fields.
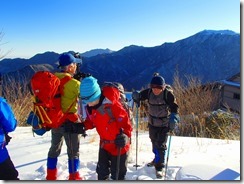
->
xmin=1 ymin=75 xmax=32 ymax=126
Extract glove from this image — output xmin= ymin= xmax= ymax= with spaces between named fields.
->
xmin=132 ymin=91 xmax=140 ymax=107
xmin=5 ymin=133 xmax=12 ymax=146
xmin=74 ymin=123 xmax=88 ymax=138
xmin=64 ymin=122 xmax=87 ymax=137
xmin=73 ymin=72 xmax=92 ymax=81
xmin=115 ymin=132 xmax=129 ymax=148
xmin=64 ymin=121 xmax=74 ymax=133
xmin=169 ymin=113 xmax=180 ymax=132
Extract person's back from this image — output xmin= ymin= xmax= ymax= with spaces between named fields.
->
xmin=0 ymin=97 xmax=19 ymax=180
xmin=54 ymin=72 xmax=80 ymax=119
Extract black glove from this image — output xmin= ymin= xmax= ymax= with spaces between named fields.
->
xmin=73 ymin=123 xmax=87 ymax=137
xmin=73 ymin=72 xmax=92 ymax=81
xmin=132 ymin=91 xmax=140 ymax=107
xmin=5 ymin=133 xmax=12 ymax=146
xmin=64 ymin=121 xmax=74 ymax=133
xmin=64 ymin=122 xmax=87 ymax=137
xmin=115 ymin=132 xmax=129 ymax=148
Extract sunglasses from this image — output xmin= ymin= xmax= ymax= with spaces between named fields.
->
xmin=150 ymin=84 xmax=164 ymax=90
xmin=80 ymin=91 xmax=97 ymax=101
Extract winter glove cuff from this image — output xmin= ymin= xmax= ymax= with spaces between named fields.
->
xmin=169 ymin=113 xmax=180 ymax=132
xmin=169 ymin=113 xmax=180 ymax=123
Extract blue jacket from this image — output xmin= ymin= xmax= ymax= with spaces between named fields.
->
xmin=0 ymin=97 xmax=17 ymax=163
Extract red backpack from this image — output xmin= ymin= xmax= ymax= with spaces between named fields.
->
xmin=101 ymin=82 xmax=134 ymax=125
xmin=27 ymin=71 xmax=74 ymax=133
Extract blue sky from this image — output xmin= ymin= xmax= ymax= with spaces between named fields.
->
xmin=0 ymin=0 xmax=240 ymax=59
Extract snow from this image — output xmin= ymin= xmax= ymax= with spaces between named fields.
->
xmin=3 ymin=127 xmax=240 ymax=181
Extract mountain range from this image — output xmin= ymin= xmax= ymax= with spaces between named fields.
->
xmin=0 ymin=29 xmax=240 ymax=91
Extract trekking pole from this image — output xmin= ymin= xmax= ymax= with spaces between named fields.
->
xmin=164 ymin=133 xmax=172 ymax=180
xmin=133 ymin=103 xmax=140 ymax=170
xmin=116 ymin=147 xmax=122 ymax=180
xmin=68 ymin=132 xmax=75 ymax=180
xmin=116 ymin=129 xmax=123 ymax=180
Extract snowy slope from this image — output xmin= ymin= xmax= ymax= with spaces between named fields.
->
xmin=4 ymin=127 xmax=240 ymax=181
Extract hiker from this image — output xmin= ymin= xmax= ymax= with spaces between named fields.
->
xmin=79 ymin=76 xmax=133 ymax=180
xmin=46 ymin=53 xmax=86 ymax=180
xmin=0 ymin=97 xmax=19 ymax=180
xmin=132 ymin=72 xmax=180 ymax=178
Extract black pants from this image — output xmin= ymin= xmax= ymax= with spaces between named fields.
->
xmin=148 ymin=124 xmax=169 ymax=171
xmin=0 ymin=157 xmax=19 ymax=180
xmin=96 ymin=147 xmax=128 ymax=180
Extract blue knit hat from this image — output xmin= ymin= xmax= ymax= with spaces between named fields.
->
xmin=80 ymin=76 xmax=101 ymax=103
xmin=150 ymin=72 xmax=165 ymax=87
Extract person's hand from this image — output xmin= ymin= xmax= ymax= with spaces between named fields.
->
xmin=64 ymin=122 xmax=87 ymax=137
xmin=73 ymin=72 xmax=92 ymax=81
xmin=5 ymin=133 xmax=12 ymax=146
xmin=132 ymin=91 xmax=140 ymax=107
xmin=64 ymin=121 xmax=74 ymax=133
xmin=75 ymin=123 xmax=88 ymax=138
xmin=73 ymin=73 xmax=82 ymax=81
xmin=169 ymin=113 xmax=180 ymax=132
xmin=115 ymin=132 xmax=129 ymax=148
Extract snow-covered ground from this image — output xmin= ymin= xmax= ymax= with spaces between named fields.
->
xmin=4 ymin=127 xmax=240 ymax=181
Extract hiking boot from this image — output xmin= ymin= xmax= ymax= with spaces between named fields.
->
xmin=154 ymin=162 xmax=165 ymax=171
xmin=68 ymin=172 xmax=83 ymax=180
xmin=46 ymin=168 xmax=57 ymax=180
xmin=147 ymin=160 xmax=155 ymax=167
xmin=155 ymin=170 xmax=163 ymax=179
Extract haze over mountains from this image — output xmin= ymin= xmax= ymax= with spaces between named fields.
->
xmin=0 ymin=30 xmax=240 ymax=91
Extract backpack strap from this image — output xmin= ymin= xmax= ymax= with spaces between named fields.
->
xmin=57 ymin=75 xmax=78 ymax=114
xmin=34 ymin=105 xmax=52 ymax=125
xmin=59 ymin=75 xmax=78 ymax=114
xmin=59 ymin=75 xmax=72 ymax=96
xmin=164 ymin=88 xmax=169 ymax=105
xmin=148 ymin=88 xmax=169 ymax=105
xmin=104 ymin=105 xmax=116 ymax=123
xmin=96 ymin=102 xmax=116 ymax=124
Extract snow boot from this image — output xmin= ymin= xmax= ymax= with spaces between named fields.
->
xmin=68 ymin=158 xmax=83 ymax=180
xmin=68 ymin=172 xmax=83 ymax=180
xmin=46 ymin=168 xmax=57 ymax=180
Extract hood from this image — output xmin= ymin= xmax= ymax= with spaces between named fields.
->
xmin=102 ymin=86 xmax=120 ymax=104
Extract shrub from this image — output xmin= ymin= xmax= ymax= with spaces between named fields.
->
xmin=1 ymin=74 xmax=32 ymax=126
xmin=204 ymin=109 xmax=240 ymax=140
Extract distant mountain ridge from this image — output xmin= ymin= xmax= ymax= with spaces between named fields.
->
xmin=0 ymin=29 xmax=240 ymax=91
xmin=0 ymin=48 xmax=114 ymax=74
xmin=81 ymin=48 xmax=114 ymax=57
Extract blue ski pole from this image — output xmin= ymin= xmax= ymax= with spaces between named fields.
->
xmin=133 ymin=102 xmax=141 ymax=170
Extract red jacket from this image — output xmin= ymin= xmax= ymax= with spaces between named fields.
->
xmin=83 ymin=86 xmax=133 ymax=156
